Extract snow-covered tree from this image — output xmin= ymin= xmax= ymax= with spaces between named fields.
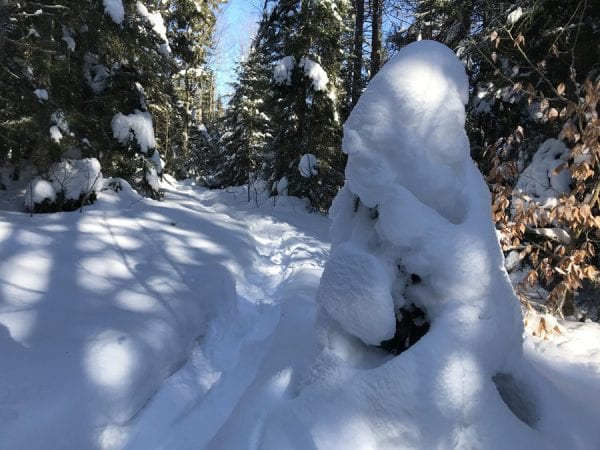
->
xmin=298 ymin=39 xmax=541 ymax=448
xmin=0 ymin=0 xmax=222 ymax=198
xmin=264 ymin=0 xmax=349 ymax=209
xmin=218 ymin=4 xmax=275 ymax=188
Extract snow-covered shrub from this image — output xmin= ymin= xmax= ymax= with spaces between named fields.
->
xmin=293 ymin=40 xmax=544 ymax=447
xmin=24 ymin=177 xmax=56 ymax=212
xmin=25 ymin=158 xmax=102 ymax=212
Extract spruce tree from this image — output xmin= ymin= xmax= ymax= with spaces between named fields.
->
xmin=267 ymin=0 xmax=349 ymax=209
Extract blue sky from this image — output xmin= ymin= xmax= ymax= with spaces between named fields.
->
xmin=212 ymin=0 xmax=262 ymax=100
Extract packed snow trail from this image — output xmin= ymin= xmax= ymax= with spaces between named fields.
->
xmin=0 ymin=179 xmax=330 ymax=450
xmin=121 ymin=182 xmax=330 ymax=450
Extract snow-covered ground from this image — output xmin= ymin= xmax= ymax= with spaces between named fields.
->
xmin=0 ymin=179 xmax=329 ymax=450
xmin=0 ymin=178 xmax=599 ymax=449
xmin=3 ymin=39 xmax=600 ymax=450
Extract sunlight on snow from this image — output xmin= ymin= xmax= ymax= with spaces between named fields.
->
xmin=85 ymin=329 xmax=138 ymax=391
xmin=115 ymin=290 xmax=161 ymax=313
xmin=0 ymin=250 xmax=51 ymax=305
xmin=0 ymin=310 xmax=37 ymax=347
xmin=435 ymin=352 xmax=482 ymax=417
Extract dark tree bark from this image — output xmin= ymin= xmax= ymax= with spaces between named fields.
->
xmin=351 ymin=0 xmax=365 ymax=105
xmin=370 ymin=0 xmax=383 ymax=78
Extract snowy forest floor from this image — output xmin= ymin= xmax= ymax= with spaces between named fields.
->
xmin=1 ymin=179 xmax=600 ymax=449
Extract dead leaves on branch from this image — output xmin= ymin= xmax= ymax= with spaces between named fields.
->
xmin=490 ymin=79 xmax=600 ymax=316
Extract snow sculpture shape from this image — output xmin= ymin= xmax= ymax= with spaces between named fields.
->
xmin=261 ymin=41 xmax=583 ymax=449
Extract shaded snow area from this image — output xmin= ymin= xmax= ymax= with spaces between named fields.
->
xmin=0 ymin=180 xmax=329 ymax=450
xmin=2 ymin=41 xmax=600 ymax=450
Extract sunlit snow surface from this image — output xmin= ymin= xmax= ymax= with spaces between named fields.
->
xmin=1 ymin=41 xmax=600 ymax=450
xmin=0 ymin=176 xmax=599 ymax=449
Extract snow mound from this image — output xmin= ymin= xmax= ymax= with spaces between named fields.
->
xmin=23 ymin=159 xmax=102 ymax=212
xmin=50 ymin=158 xmax=102 ymax=200
xmin=24 ymin=177 xmax=56 ymax=209
xmin=256 ymin=40 xmax=596 ymax=450
xmin=343 ymin=40 xmax=470 ymax=223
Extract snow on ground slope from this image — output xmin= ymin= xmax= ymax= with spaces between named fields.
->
xmin=1 ymin=177 xmax=600 ymax=449
xmin=0 ymin=180 xmax=329 ymax=450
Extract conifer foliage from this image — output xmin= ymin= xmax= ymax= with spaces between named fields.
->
xmin=220 ymin=0 xmax=349 ymax=210
xmin=0 ymin=0 xmax=223 ymax=197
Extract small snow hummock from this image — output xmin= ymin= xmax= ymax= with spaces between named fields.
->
xmin=299 ymin=58 xmax=329 ymax=92
xmin=24 ymin=177 xmax=56 ymax=210
xmin=298 ymin=153 xmax=318 ymax=178
xmin=49 ymin=158 xmax=103 ymax=201
xmin=33 ymin=88 xmax=48 ymax=102
xmin=104 ymin=0 xmax=125 ymax=24
xmin=273 ymin=56 xmax=295 ymax=86
xmin=136 ymin=1 xmax=171 ymax=54
xmin=24 ymin=158 xmax=102 ymax=210
xmin=112 ymin=110 xmax=157 ymax=153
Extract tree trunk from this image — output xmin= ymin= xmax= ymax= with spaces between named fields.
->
xmin=370 ymin=0 xmax=382 ymax=78
xmin=352 ymin=0 xmax=365 ymax=105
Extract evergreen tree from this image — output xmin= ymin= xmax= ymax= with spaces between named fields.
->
xmin=218 ymin=48 xmax=273 ymax=188
xmin=266 ymin=0 xmax=349 ymax=209
xmin=0 ymin=0 xmax=223 ymax=198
